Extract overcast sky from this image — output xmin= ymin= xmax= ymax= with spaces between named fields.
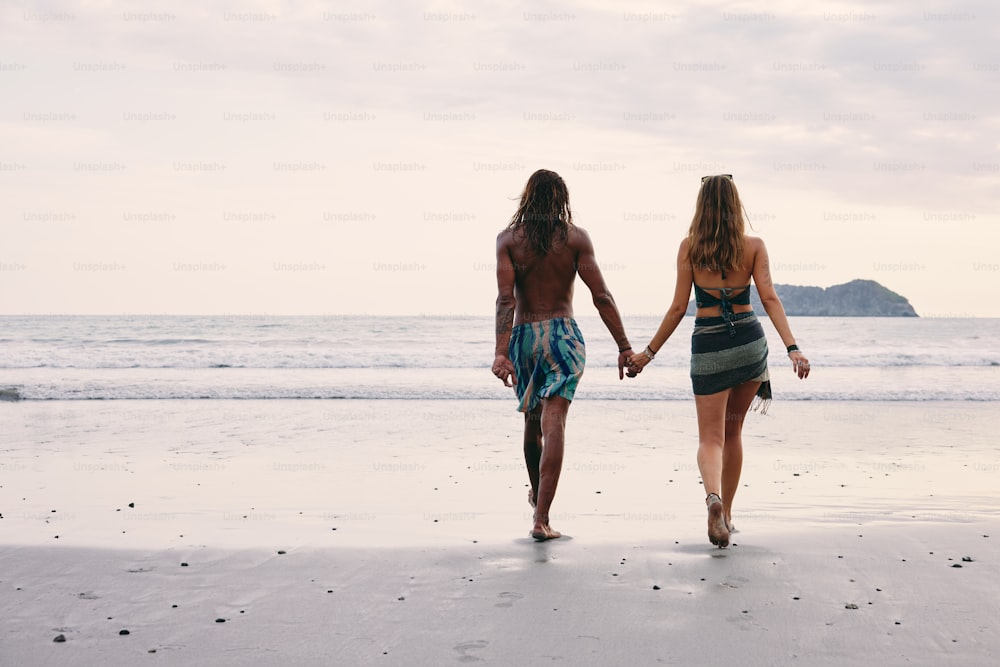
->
xmin=2 ymin=0 xmax=998 ymax=317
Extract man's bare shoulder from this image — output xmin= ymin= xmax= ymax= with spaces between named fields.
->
xmin=567 ymin=225 xmax=593 ymax=249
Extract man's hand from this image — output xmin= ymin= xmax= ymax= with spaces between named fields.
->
xmin=492 ymin=354 xmax=517 ymax=387
xmin=618 ymin=350 xmax=638 ymax=380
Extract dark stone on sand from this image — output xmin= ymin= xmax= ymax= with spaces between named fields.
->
xmin=277 ymin=550 xmax=286 ymax=555
xmin=119 ymin=629 xmax=130 ymax=635
xmin=128 ymin=502 xmax=134 ymax=508
xmin=652 ymin=585 xmax=660 ymax=590
xmin=53 ymin=634 xmax=66 ymax=643
xmin=172 ymin=605 xmax=178 ymax=608
xmin=952 ymin=563 xmax=963 ymax=568
xmin=181 ymin=562 xmax=189 ymax=567
xmin=845 ymin=603 xmax=859 ymax=609
xmin=215 ymin=618 xmax=226 ymax=623
xmin=397 ymin=596 xmax=405 ymax=601
xmin=962 ymin=556 xmax=973 ymax=562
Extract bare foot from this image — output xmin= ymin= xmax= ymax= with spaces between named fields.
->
xmin=706 ymin=494 xmax=729 ymax=548
xmin=530 ymin=514 xmax=561 ymax=541
xmin=530 ymin=524 xmax=561 ymax=541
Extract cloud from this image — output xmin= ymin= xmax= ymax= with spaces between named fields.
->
xmin=1 ymin=0 xmax=997 ymax=315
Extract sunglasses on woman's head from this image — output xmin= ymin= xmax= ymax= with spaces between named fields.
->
xmin=701 ymin=174 xmax=733 ymax=184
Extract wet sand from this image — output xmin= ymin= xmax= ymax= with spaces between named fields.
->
xmin=2 ymin=399 xmax=997 ymax=665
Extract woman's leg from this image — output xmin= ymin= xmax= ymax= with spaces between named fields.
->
xmin=695 ymin=391 xmax=731 ymax=545
xmin=722 ymin=381 xmax=762 ymax=527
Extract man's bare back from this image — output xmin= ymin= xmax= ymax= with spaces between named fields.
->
xmin=496 ymin=226 xmax=585 ymax=326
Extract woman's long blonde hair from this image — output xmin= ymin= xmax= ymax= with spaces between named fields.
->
xmin=686 ymin=175 xmax=747 ymax=274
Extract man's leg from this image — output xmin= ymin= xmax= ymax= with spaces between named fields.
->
xmin=523 ymin=404 xmax=543 ymax=507
xmin=531 ymin=396 xmax=570 ymax=540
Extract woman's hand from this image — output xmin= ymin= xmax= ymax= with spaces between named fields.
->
xmin=626 ymin=350 xmax=652 ymax=377
xmin=789 ymin=351 xmax=810 ymax=379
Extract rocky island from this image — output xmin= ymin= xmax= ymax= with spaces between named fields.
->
xmin=686 ymin=279 xmax=918 ymax=317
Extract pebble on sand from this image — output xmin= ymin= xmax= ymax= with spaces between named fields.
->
xmin=119 ymin=629 xmax=130 ymax=635
xmin=53 ymin=634 xmax=66 ymax=643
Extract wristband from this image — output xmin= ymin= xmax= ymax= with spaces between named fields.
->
xmin=619 ymin=346 xmax=632 ymax=353
xmin=786 ymin=344 xmax=800 ymax=354
xmin=644 ymin=345 xmax=656 ymax=360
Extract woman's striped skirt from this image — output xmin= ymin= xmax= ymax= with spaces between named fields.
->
xmin=690 ymin=312 xmax=771 ymax=409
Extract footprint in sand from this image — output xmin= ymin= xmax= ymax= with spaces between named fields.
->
xmin=494 ymin=592 xmax=523 ymax=608
xmin=454 ymin=639 xmax=489 ymax=662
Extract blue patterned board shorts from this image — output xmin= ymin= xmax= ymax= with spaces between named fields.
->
xmin=509 ymin=317 xmax=586 ymax=413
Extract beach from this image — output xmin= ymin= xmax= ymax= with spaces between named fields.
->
xmin=2 ymin=398 xmax=997 ymax=665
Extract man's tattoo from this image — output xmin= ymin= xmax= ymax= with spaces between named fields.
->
xmin=496 ymin=305 xmax=515 ymax=336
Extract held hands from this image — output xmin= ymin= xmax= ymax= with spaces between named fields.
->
xmin=789 ymin=350 xmax=811 ymax=379
xmin=492 ymin=354 xmax=516 ymax=387
xmin=626 ymin=349 xmax=651 ymax=378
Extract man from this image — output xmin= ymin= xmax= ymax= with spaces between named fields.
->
xmin=492 ymin=169 xmax=634 ymax=541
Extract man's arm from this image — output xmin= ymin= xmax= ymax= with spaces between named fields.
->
xmin=573 ymin=228 xmax=632 ymax=378
xmin=492 ymin=232 xmax=517 ymax=387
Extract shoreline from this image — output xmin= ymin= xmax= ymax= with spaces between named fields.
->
xmin=2 ymin=399 xmax=998 ymax=664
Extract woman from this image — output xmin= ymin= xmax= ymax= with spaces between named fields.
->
xmin=627 ymin=174 xmax=810 ymax=548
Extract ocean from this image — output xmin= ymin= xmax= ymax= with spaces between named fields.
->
xmin=1 ymin=315 xmax=998 ymax=402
